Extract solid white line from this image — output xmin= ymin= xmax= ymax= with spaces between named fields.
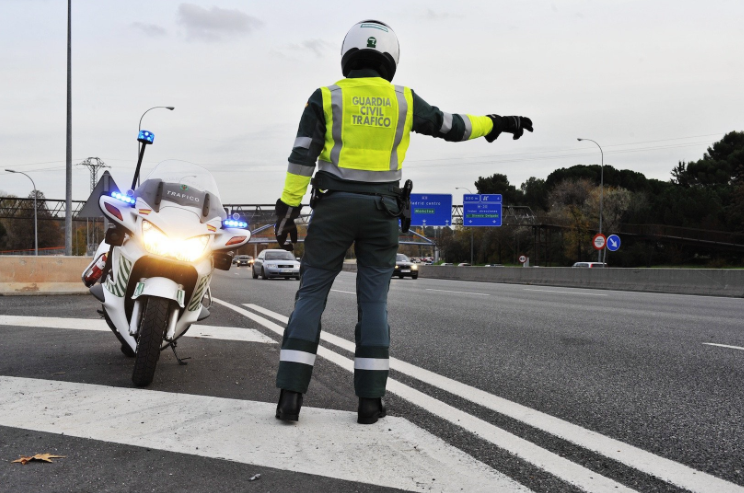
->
xmin=425 ymin=288 xmax=489 ymax=296
xmin=0 ymin=376 xmax=524 ymax=493
xmin=222 ymin=299 xmax=634 ymax=492
xmin=0 ymin=316 xmax=275 ymax=344
xmin=331 ymin=289 xmax=356 ymax=294
xmin=239 ymin=302 xmax=744 ymax=493
xmin=703 ymin=342 xmax=744 ymax=351
xmin=524 ymin=289 xmax=608 ymax=297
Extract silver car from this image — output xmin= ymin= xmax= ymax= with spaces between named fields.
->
xmin=252 ymin=249 xmax=301 ymax=280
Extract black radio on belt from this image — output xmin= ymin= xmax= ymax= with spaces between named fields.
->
xmin=399 ymin=179 xmax=413 ymax=233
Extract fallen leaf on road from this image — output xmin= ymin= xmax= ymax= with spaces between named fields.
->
xmin=249 ymin=473 xmax=261 ymax=481
xmin=12 ymin=454 xmax=66 ymax=465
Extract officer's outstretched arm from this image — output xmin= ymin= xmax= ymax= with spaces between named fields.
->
xmin=410 ymin=91 xmax=533 ymax=143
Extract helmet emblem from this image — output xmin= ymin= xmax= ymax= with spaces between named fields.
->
xmin=181 ymin=184 xmax=189 ymax=191
xmin=367 ymin=37 xmax=377 ymax=48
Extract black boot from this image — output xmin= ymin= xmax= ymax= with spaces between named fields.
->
xmin=357 ymin=397 xmax=386 ymax=424
xmin=276 ymin=389 xmax=303 ymax=421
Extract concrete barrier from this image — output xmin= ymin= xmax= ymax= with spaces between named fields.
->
xmin=0 ymin=256 xmax=90 ymax=296
xmin=341 ymin=263 xmax=744 ymax=298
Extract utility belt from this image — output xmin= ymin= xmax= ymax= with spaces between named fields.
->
xmin=310 ymin=172 xmax=413 ymax=232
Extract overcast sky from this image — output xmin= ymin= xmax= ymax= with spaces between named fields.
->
xmin=1 ymin=0 xmax=742 ymax=204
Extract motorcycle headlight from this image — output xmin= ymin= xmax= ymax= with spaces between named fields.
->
xmin=142 ymin=220 xmax=209 ymax=262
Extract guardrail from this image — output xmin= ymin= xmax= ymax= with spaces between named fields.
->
xmin=341 ymin=263 xmax=744 ymax=298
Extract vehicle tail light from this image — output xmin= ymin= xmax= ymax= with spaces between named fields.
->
xmin=225 ymin=236 xmax=248 ymax=246
xmin=105 ymin=202 xmax=123 ymax=221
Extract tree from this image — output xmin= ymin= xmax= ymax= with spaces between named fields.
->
xmin=672 ymin=131 xmax=744 ymax=187
xmin=600 ymin=186 xmax=632 ymax=235
xmin=4 ymin=191 xmax=63 ymax=251
xmin=474 ymin=173 xmax=523 ymax=205
xmin=520 ymin=177 xmax=548 ymax=211
xmin=545 ymin=164 xmax=652 ymax=194
xmin=548 ymin=179 xmax=594 ymax=261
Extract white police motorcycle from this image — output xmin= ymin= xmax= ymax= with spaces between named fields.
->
xmin=83 ymin=130 xmax=250 ymax=387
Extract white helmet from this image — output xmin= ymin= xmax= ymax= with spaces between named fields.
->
xmin=341 ymin=20 xmax=400 ymax=82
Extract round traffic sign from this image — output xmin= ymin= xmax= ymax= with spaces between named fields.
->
xmin=592 ymin=233 xmax=607 ymax=250
xmin=518 ymin=255 xmax=527 ymax=264
xmin=606 ymin=234 xmax=621 ymax=252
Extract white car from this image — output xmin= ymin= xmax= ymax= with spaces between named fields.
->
xmin=252 ymin=249 xmax=301 ymax=280
xmin=572 ymin=262 xmax=607 ymax=268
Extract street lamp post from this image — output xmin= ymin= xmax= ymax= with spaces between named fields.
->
xmin=455 ymin=187 xmax=474 ymax=265
xmin=577 ymin=138 xmax=604 ymax=263
xmin=136 ymin=106 xmax=174 ymax=187
xmin=6 ymin=170 xmax=38 ymax=256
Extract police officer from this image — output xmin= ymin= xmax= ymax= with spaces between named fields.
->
xmin=274 ymin=20 xmax=533 ymax=424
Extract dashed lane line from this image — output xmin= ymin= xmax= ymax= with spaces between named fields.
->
xmin=0 ymin=376 xmax=522 ymax=493
xmin=523 ymin=289 xmax=608 ymax=297
xmin=0 ymin=315 xmax=275 ymax=344
xmin=425 ymin=288 xmax=490 ymax=296
xmin=703 ymin=342 xmax=744 ymax=351
xmin=222 ymin=299 xmax=635 ymax=492
xmin=330 ymin=289 xmax=356 ymax=294
xmin=241 ymin=302 xmax=744 ymax=493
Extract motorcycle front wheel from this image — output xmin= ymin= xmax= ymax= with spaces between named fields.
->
xmin=131 ymin=297 xmax=171 ymax=387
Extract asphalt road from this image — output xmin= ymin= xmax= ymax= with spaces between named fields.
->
xmin=1 ymin=266 xmax=743 ymax=493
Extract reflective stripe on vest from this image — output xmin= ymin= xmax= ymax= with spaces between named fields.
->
xmin=318 ymin=79 xmax=413 ymax=183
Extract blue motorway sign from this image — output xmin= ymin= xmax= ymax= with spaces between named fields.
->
xmin=463 ymin=194 xmax=502 ymax=227
xmin=410 ymin=193 xmax=453 ymax=226
xmin=606 ymin=234 xmax=621 ymax=252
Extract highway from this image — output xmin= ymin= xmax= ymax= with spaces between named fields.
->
xmin=1 ymin=267 xmax=743 ymax=492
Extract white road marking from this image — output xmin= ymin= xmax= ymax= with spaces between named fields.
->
xmin=331 ymin=289 xmax=356 ymax=294
xmin=241 ymin=302 xmax=744 ymax=493
xmin=524 ymin=289 xmax=608 ymax=297
xmin=224 ymin=300 xmax=634 ymax=492
xmin=425 ymin=288 xmax=490 ymax=296
xmin=703 ymin=342 xmax=744 ymax=351
xmin=0 ymin=376 xmax=528 ymax=493
xmin=0 ymin=316 xmax=275 ymax=344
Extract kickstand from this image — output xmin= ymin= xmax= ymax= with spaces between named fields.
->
xmin=168 ymin=341 xmax=191 ymax=365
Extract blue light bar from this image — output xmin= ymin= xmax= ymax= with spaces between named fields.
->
xmin=137 ymin=130 xmax=155 ymax=144
xmin=222 ymin=219 xmax=248 ymax=229
xmin=111 ymin=191 xmax=136 ymax=205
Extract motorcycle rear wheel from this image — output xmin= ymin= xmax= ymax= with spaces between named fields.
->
xmin=131 ymin=297 xmax=170 ymax=387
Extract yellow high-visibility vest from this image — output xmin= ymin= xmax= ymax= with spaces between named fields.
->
xmin=318 ymin=77 xmax=413 ymax=182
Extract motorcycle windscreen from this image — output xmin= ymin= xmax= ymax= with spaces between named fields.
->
xmin=136 ymin=160 xmax=226 ymax=221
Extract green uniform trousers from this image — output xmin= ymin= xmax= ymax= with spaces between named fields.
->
xmin=276 ymin=192 xmax=399 ymax=398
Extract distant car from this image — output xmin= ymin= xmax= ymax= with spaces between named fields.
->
xmin=572 ymin=262 xmax=607 ymax=268
xmin=440 ymin=262 xmax=454 ymax=266
xmin=393 ymin=254 xmax=418 ymax=279
xmin=457 ymin=263 xmax=471 ymax=267
xmin=233 ymin=255 xmax=253 ymax=266
xmin=484 ymin=264 xmax=504 ymax=267
xmin=253 ymin=249 xmax=301 ymax=280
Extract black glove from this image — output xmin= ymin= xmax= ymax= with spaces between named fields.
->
xmin=274 ymin=199 xmax=301 ymax=251
xmin=485 ymin=115 xmax=534 ymax=142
